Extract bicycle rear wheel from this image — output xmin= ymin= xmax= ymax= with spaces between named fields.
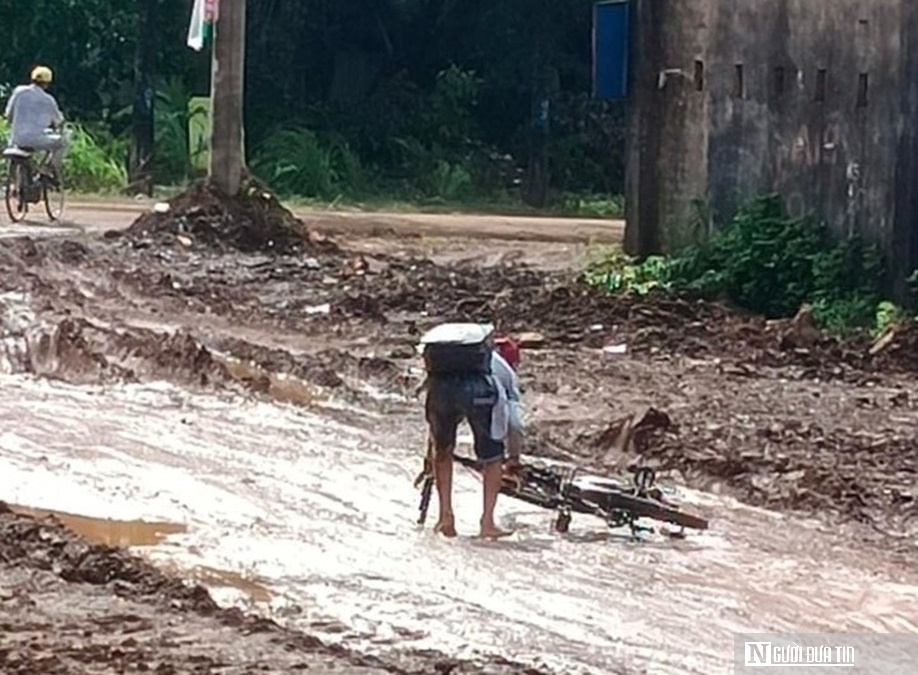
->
xmin=603 ymin=491 xmax=709 ymax=530
xmin=42 ymin=167 xmax=65 ymax=221
xmin=4 ymin=161 xmax=28 ymax=223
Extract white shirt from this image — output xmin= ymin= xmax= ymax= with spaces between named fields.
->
xmin=4 ymin=84 xmax=64 ymax=147
xmin=489 ymin=351 xmax=523 ymax=440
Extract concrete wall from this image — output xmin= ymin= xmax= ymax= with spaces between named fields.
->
xmin=892 ymin=2 xmax=918 ymax=293
xmin=624 ymin=0 xmax=918 ymax=294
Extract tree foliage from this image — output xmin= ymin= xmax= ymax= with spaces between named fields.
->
xmin=0 ymin=0 xmax=625 ymax=204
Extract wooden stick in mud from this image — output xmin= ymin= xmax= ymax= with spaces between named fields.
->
xmin=415 ymin=436 xmax=435 ymax=525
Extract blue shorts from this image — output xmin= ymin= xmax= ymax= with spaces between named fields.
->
xmin=425 ymin=374 xmax=505 ymax=465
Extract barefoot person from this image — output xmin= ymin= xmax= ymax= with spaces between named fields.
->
xmin=419 ymin=323 xmax=520 ymax=539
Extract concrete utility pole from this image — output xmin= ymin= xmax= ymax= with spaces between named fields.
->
xmin=209 ymin=0 xmax=247 ymax=195
xmin=129 ymin=0 xmax=157 ymax=196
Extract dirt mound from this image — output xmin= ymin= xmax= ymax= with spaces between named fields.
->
xmin=329 ymin=257 xmax=914 ymax=379
xmin=121 ymin=179 xmax=341 ymax=255
xmin=334 ymin=257 xmax=641 ymax=341
xmin=334 ymin=259 xmax=810 ymax=357
xmin=0 ymin=503 xmax=218 ymax=612
xmin=211 ymin=336 xmax=409 ymax=393
xmin=2 ymin=313 xmax=233 ymax=388
xmin=618 ymin=413 xmax=918 ymax=531
xmin=328 ymin=257 xmax=766 ymax=348
xmin=867 ymin=323 xmax=918 ymax=372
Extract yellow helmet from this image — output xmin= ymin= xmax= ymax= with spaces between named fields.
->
xmin=30 ymin=66 xmax=53 ymax=84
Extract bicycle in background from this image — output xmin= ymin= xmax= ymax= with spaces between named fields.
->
xmin=3 ymin=127 xmax=67 ymax=223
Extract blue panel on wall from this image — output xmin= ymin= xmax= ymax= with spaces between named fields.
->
xmin=593 ymin=0 xmax=630 ymax=100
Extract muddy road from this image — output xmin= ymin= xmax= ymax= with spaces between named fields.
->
xmin=1 ymin=201 xmax=917 ymax=674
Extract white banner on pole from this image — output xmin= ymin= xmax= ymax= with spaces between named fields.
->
xmin=186 ymin=0 xmax=205 ymax=51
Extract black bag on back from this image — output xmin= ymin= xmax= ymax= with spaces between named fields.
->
xmin=423 ymin=341 xmax=492 ymax=376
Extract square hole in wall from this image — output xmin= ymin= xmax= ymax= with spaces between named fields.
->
xmin=733 ymin=64 xmax=745 ymax=98
xmin=774 ymin=66 xmax=786 ymax=98
xmin=694 ymin=60 xmax=705 ymax=91
xmin=815 ymin=68 xmax=827 ymax=102
xmin=857 ymin=72 xmax=869 ymax=107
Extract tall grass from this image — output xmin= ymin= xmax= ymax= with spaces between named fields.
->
xmin=153 ymin=76 xmax=206 ymax=183
xmin=0 ymin=117 xmax=126 ymax=192
xmin=63 ymin=123 xmax=127 ymax=192
xmin=249 ymin=124 xmax=365 ymax=200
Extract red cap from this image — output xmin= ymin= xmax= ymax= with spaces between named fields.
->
xmin=494 ymin=336 xmax=521 ymax=370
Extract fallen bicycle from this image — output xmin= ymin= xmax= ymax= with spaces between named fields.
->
xmin=414 ymin=454 xmax=709 ymax=538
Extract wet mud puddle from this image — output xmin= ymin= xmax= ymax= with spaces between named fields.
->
xmin=6 ymin=505 xmax=186 ymax=547
xmin=4 ymin=504 xmax=275 ymax=604
xmin=2 ymin=373 xmax=918 ymax=674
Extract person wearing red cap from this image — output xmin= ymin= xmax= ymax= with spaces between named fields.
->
xmin=493 ymin=336 xmax=521 ymax=370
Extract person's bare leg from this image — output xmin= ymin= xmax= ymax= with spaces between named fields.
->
xmin=433 ymin=447 xmax=456 ymax=537
xmin=479 ymin=460 xmax=512 ymax=539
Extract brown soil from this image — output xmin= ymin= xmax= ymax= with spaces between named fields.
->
xmin=0 ymin=503 xmax=549 ymax=674
xmin=6 ymin=233 xmax=917 ymax=533
xmin=563 ymin=402 xmax=918 ymax=537
xmin=210 ymin=335 xmax=407 ymax=390
xmin=1 ymin=312 xmax=234 ymax=389
xmin=2 ymin=208 xmax=918 ymax=669
xmin=326 ymin=254 xmax=911 ymax=378
xmin=118 ymin=179 xmax=341 ymax=256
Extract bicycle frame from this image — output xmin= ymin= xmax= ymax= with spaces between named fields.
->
xmin=414 ymin=452 xmax=709 ymax=537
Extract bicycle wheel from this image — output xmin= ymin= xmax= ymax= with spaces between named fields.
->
xmin=42 ymin=167 xmax=65 ymax=221
xmin=4 ymin=161 xmax=28 ymax=223
xmin=602 ymin=491 xmax=709 ymax=530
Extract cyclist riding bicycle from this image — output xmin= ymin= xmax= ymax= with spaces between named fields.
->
xmin=4 ymin=66 xmax=67 ymax=185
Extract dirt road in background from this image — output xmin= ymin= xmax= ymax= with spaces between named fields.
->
xmin=0 ymin=200 xmax=624 ymax=244
xmin=1 ymin=201 xmax=916 ymax=674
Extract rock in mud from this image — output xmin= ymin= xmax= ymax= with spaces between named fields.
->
xmin=121 ymin=179 xmax=341 ymax=256
xmin=590 ymin=406 xmax=674 ymax=465
xmin=868 ymin=323 xmax=918 ymax=372
xmin=515 ymin=331 xmax=547 ymax=348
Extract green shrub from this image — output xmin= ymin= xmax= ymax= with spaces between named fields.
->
xmin=0 ymin=118 xmax=125 ymax=192
xmin=559 ymin=193 xmax=624 ymax=219
xmin=108 ymin=77 xmax=206 ymax=185
xmin=585 ymin=194 xmax=888 ymax=334
xmin=152 ymin=77 xmax=202 ymax=184
xmin=249 ymin=124 xmax=365 ymax=200
xmin=62 ymin=123 xmax=127 ymax=192
xmin=873 ymin=300 xmax=906 ymax=336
